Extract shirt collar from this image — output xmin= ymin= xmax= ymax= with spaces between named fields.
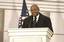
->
xmin=33 ymin=14 xmax=39 ymax=22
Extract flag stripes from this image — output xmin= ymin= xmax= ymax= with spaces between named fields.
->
xmin=18 ymin=0 xmax=29 ymax=28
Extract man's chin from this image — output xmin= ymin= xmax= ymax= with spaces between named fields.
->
xmin=33 ymin=15 xmax=36 ymax=16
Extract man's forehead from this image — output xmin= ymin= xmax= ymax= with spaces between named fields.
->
xmin=31 ymin=4 xmax=38 ymax=8
xmin=31 ymin=4 xmax=39 ymax=10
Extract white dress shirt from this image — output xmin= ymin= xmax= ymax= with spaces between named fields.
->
xmin=33 ymin=14 xmax=39 ymax=22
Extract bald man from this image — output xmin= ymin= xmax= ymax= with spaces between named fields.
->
xmin=22 ymin=4 xmax=53 ymax=32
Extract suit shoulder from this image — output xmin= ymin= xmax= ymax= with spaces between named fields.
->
xmin=40 ymin=14 xmax=50 ymax=20
xmin=24 ymin=16 xmax=32 ymax=21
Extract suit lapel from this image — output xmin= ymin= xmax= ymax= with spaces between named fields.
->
xmin=36 ymin=13 xmax=44 ymax=24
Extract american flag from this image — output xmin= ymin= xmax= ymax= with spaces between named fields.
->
xmin=18 ymin=0 xmax=29 ymax=28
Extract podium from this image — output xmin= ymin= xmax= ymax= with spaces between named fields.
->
xmin=8 ymin=28 xmax=53 ymax=42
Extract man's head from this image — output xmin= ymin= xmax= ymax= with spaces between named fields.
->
xmin=30 ymin=4 xmax=39 ymax=16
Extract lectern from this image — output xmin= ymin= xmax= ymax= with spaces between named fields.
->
xmin=8 ymin=28 xmax=53 ymax=42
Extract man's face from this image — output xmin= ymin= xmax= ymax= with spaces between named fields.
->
xmin=31 ymin=5 xmax=39 ymax=16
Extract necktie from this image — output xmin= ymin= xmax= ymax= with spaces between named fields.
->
xmin=32 ymin=16 xmax=36 ymax=27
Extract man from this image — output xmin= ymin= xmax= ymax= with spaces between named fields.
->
xmin=22 ymin=4 xmax=53 ymax=32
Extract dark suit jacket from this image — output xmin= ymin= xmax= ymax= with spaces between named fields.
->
xmin=22 ymin=13 xmax=53 ymax=32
